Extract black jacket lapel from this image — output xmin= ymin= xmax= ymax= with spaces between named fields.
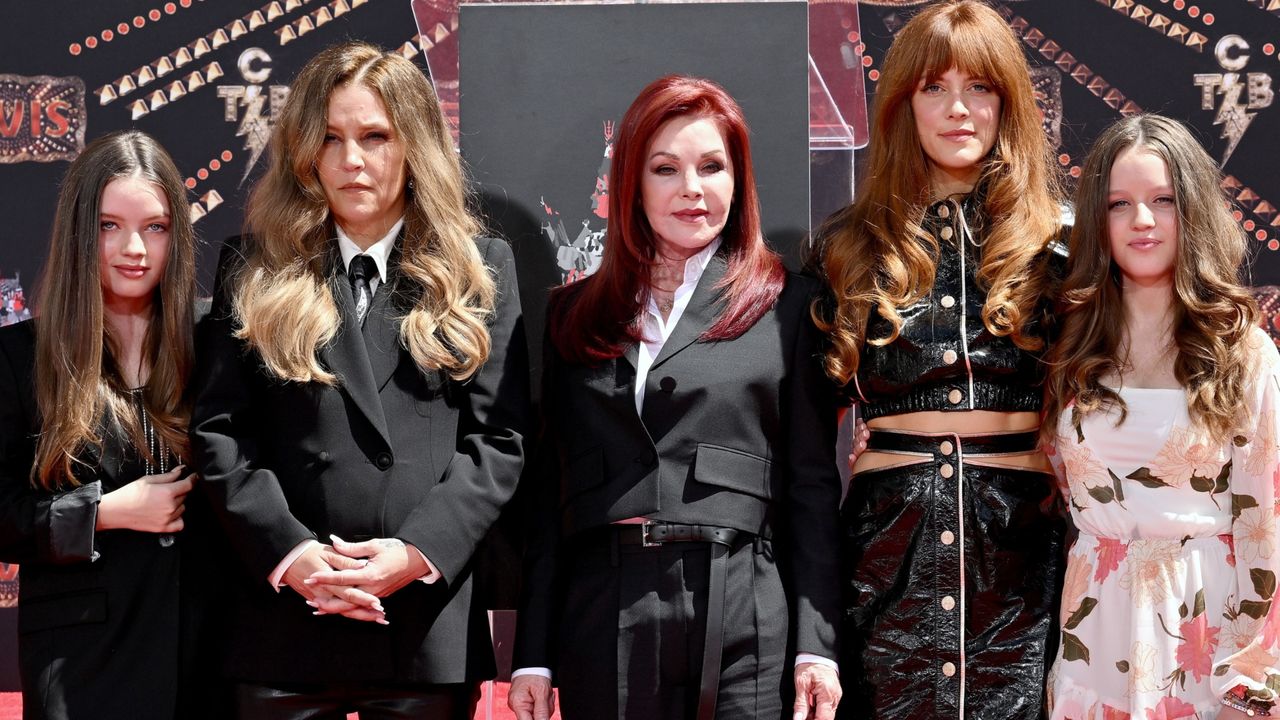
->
xmin=622 ymin=342 xmax=639 ymax=375
xmin=324 ymin=268 xmax=392 ymax=448
xmin=648 ymin=251 xmax=728 ymax=371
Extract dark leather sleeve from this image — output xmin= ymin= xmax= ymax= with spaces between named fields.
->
xmin=783 ymin=277 xmax=843 ymax=660
xmin=0 ymin=322 xmax=100 ymax=565
xmin=392 ymin=237 xmax=531 ymax=584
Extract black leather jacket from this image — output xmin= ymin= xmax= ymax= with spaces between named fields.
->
xmin=850 ymin=195 xmax=1064 ymax=419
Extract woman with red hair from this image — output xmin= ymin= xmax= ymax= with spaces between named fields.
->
xmin=508 ymin=75 xmax=843 ymax=720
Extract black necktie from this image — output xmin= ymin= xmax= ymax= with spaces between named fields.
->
xmin=348 ymin=254 xmax=376 ymax=325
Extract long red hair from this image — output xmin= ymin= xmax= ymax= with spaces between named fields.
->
xmin=550 ymin=75 xmax=785 ymax=363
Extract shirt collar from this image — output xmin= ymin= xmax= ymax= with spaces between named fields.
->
xmin=643 ymin=236 xmax=723 ymax=316
xmin=336 ymin=217 xmax=403 ymax=282
xmin=677 ymin=236 xmax=723 ymax=291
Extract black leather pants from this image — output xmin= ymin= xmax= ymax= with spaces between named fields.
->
xmin=837 ymin=430 xmax=1067 ymax=720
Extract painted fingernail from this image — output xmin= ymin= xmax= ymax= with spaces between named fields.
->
xmin=376 ymin=617 xmax=390 ymax=625
xmin=329 ymin=534 xmax=345 ymax=544
xmin=305 ymin=600 xmax=318 ymax=608
xmin=372 ymin=602 xmax=384 ymax=612
xmin=303 ymin=578 xmax=317 ymax=585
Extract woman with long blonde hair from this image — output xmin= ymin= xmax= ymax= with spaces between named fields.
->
xmin=0 ymin=130 xmax=216 ymax=719
xmin=190 ymin=41 xmax=528 ymax=719
xmin=1044 ymin=114 xmax=1280 ymax=720
xmin=813 ymin=1 xmax=1067 ymax=717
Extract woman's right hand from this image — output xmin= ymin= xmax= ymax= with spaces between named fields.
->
xmin=508 ymin=674 xmax=555 ymax=720
xmin=96 ymin=465 xmax=193 ymax=533
xmin=849 ymin=417 xmax=869 ymax=473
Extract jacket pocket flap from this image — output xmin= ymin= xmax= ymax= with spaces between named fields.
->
xmin=694 ymin=443 xmax=771 ymax=500
xmin=19 ymin=589 xmax=107 ymax=635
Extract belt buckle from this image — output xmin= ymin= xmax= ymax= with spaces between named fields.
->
xmin=641 ymin=521 xmax=661 ymax=548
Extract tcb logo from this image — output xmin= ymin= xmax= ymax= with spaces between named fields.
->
xmin=1194 ymin=35 xmax=1274 ymax=165
xmin=217 ymin=48 xmax=290 ymax=185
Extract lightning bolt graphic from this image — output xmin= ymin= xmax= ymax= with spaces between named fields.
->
xmin=1214 ymin=75 xmax=1256 ymax=166
xmin=236 ymin=86 xmax=272 ymax=186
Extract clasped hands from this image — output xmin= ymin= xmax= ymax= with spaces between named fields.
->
xmin=282 ymin=534 xmax=428 ymax=625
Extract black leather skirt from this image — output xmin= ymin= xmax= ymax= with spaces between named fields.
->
xmin=837 ymin=429 xmax=1067 ymax=720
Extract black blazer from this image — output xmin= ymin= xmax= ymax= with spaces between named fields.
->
xmin=513 ymin=254 xmax=842 ymax=670
xmin=190 ymin=236 xmax=529 ymax=684
xmin=0 ymin=320 xmax=223 ymax=720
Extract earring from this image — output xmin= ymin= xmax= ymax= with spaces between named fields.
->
xmin=407 ymin=178 xmax=415 ymax=190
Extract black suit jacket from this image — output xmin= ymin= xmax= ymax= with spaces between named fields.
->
xmin=0 ymin=320 xmax=224 ymax=720
xmin=190 ymin=236 xmax=529 ymax=684
xmin=513 ymin=254 xmax=842 ymax=671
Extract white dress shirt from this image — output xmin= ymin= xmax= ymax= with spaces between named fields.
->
xmin=633 ymin=237 xmax=722 ymax=415
xmin=335 ymin=217 xmax=403 ymax=296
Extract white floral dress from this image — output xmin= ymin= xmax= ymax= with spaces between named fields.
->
xmin=1047 ymin=328 xmax=1280 ymax=720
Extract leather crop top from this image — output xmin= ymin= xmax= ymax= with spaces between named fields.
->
xmin=849 ymin=195 xmax=1065 ymax=421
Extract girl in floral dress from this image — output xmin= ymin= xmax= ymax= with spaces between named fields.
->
xmin=1043 ymin=113 xmax=1280 ymax=719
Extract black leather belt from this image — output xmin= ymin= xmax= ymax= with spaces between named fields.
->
xmin=612 ymin=522 xmax=737 ymax=720
xmin=867 ymin=428 xmax=1040 ymax=455
xmin=613 ymin=522 xmax=740 ymax=548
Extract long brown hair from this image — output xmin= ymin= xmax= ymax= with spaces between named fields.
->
xmin=34 ymin=130 xmax=196 ymax=490
xmin=233 ymin=41 xmax=494 ymax=383
xmin=550 ymin=75 xmax=785 ymax=363
xmin=1043 ymin=114 xmax=1257 ymax=444
xmin=814 ymin=0 xmax=1062 ymax=385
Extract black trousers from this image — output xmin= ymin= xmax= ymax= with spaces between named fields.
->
xmin=555 ymin=532 xmax=789 ymax=720
xmin=234 ymin=682 xmax=478 ymax=720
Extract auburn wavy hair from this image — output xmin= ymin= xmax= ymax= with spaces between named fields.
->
xmin=1043 ymin=114 xmax=1258 ymax=444
xmin=549 ymin=75 xmax=785 ymax=363
xmin=813 ymin=0 xmax=1062 ymax=386
xmin=34 ymin=130 xmax=196 ymax=490
xmin=232 ymin=41 xmax=494 ymax=383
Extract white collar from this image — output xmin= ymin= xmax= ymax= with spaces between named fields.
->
xmin=644 ymin=236 xmax=722 ymax=311
xmin=677 ymin=236 xmax=722 ymax=289
xmin=336 ymin=217 xmax=404 ymax=281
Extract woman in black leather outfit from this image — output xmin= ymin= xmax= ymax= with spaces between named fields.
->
xmin=814 ymin=2 xmax=1067 ymax=718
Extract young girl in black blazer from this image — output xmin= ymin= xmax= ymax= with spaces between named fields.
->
xmin=0 ymin=130 xmax=217 ymax=720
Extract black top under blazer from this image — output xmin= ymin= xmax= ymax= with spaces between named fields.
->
xmin=513 ymin=253 xmax=843 ymax=670
xmin=0 ymin=320 xmax=223 ymax=720
xmin=189 ymin=236 xmax=529 ymax=684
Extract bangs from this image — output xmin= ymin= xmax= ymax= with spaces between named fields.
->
xmin=910 ymin=10 xmax=1015 ymax=92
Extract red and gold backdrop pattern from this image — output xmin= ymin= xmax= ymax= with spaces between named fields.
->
xmin=1 ymin=0 xmax=1278 ymax=690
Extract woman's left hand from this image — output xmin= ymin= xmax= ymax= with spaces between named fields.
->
xmin=304 ymin=534 xmax=430 ymax=602
xmin=793 ymin=662 xmax=841 ymax=720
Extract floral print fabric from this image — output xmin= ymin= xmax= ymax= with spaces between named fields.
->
xmin=1047 ymin=328 xmax=1280 ymax=720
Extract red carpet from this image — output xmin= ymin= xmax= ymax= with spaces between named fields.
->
xmin=0 ymin=684 xmax=560 ymax=719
